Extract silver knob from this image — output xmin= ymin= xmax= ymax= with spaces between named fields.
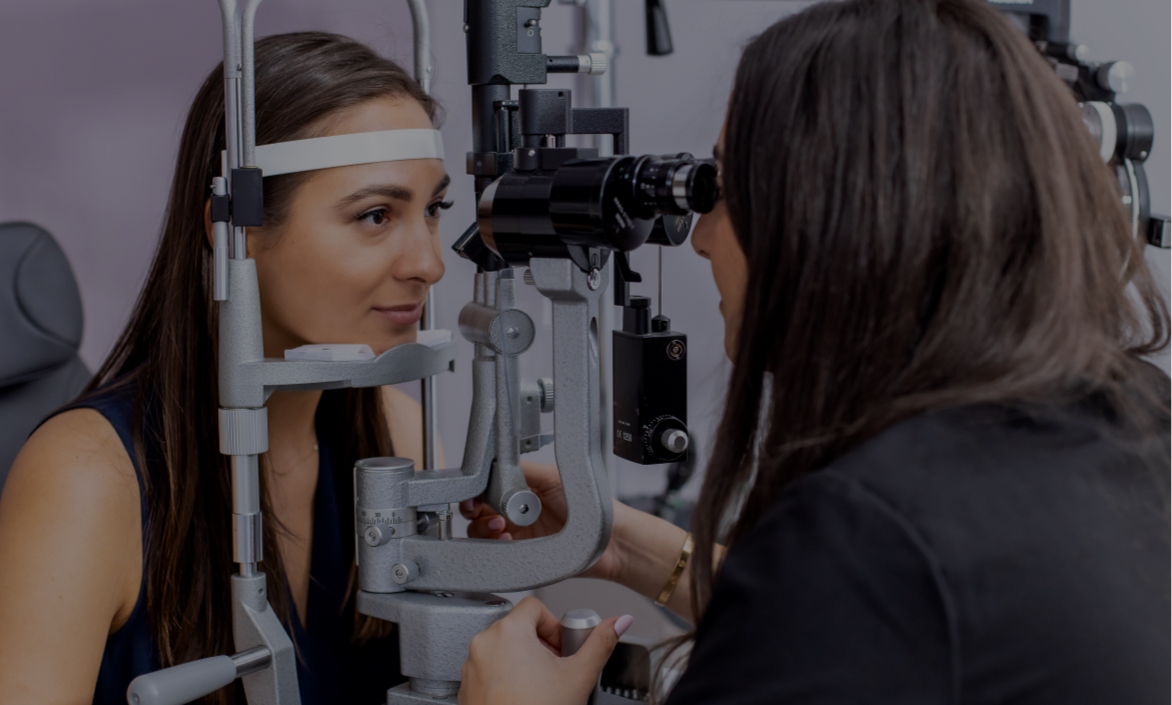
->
xmin=392 ymin=561 xmax=420 ymax=585
xmin=1068 ymin=44 xmax=1091 ymax=62
xmin=538 ymin=377 xmax=554 ymax=412
xmin=661 ymin=429 xmax=689 ymax=455
xmin=505 ymin=490 xmax=542 ymax=527
xmin=560 ymin=609 xmax=601 ymax=656
xmin=364 ymin=524 xmax=394 ymax=547
xmin=578 ymin=52 xmax=608 ymax=75
xmin=1097 ymin=61 xmax=1134 ymax=95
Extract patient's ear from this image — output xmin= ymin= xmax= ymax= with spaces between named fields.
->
xmin=203 ymin=199 xmax=214 ymax=250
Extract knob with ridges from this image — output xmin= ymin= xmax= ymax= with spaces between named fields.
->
xmin=538 ymin=378 xmax=554 ymax=412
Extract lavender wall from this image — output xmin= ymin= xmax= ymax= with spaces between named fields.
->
xmin=1 ymin=0 xmax=1167 ymax=501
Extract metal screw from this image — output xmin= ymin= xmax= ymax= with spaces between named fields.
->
xmin=519 ymin=504 xmax=530 ymax=514
xmin=506 ymin=326 xmax=519 ymax=339
xmin=587 ymin=267 xmax=602 ymax=290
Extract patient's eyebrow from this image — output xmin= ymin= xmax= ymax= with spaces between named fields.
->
xmin=337 ymin=184 xmax=414 ymax=208
xmin=337 ymin=174 xmax=451 ymax=210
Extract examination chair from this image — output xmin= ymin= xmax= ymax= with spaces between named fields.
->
xmin=0 ymin=222 xmax=90 ymax=492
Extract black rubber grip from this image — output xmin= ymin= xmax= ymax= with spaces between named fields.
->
xmin=230 ymin=168 xmax=264 ymax=227
xmin=210 ymin=194 xmax=231 ymax=223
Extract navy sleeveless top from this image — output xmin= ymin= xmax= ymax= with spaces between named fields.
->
xmin=60 ymin=380 xmax=404 ymax=705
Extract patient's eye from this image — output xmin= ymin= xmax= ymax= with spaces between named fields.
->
xmin=426 ymin=200 xmax=454 ymax=219
xmin=357 ymin=207 xmax=390 ymax=226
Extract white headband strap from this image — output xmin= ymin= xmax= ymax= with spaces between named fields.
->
xmin=223 ymin=128 xmax=444 ymax=178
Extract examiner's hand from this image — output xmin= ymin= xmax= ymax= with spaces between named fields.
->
xmin=459 ymin=461 xmax=622 ymax=582
xmin=458 ymin=597 xmax=633 ymax=705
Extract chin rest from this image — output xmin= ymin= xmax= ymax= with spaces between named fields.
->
xmin=0 ymin=222 xmax=90 ymax=491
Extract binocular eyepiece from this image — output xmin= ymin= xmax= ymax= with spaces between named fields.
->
xmin=477 ymin=153 xmax=718 ymax=266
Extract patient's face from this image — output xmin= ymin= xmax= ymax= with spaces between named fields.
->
xmin=691 ymin=122 xmax=748 ymax=360
xmin=250 ymin=97 xmax=448 ymax=357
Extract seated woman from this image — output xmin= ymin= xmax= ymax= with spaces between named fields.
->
xmin=457 ymin=0 xmax=1171 ymax=703
xmin=0 ymin=33 xmax=449 ymax=705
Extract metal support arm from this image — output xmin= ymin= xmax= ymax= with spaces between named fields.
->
xmin=360 ymin=258 xmax=613 ymax=594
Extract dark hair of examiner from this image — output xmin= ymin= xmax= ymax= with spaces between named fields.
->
xmin=79 ymin=32 xmax=438 ymax=704
xmin=674 ymin=0 xmax=1168 ymax=698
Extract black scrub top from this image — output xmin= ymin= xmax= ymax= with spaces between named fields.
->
xmin=668 ymin=380 xmax=1170 ymax=704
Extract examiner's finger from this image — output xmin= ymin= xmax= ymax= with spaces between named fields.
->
xmin=467 ymin=515 xmax=508 ymax=539
xmin=509 ymin=597 xmax=562 ymax=649
xmin=459 ymin=498 xmax=487 ymax=520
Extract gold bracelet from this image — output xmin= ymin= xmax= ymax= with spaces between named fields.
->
xmin=654 ymin=532 xmax=694 ymax=607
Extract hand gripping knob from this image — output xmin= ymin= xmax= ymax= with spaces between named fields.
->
xmin=560 ymin=608 xmax=601 ymax=657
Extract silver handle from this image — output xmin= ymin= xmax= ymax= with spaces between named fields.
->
xmin=126 ymin=647 xmax=270 ymax=705
xmin=560 ymin=608 xmax=601 ymax=657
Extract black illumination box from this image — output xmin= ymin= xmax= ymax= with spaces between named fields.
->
xmin=613 ymin=296 xmax=688 ymax=465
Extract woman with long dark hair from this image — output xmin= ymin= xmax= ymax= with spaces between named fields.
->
xmin=457 ymin=0 xmax=1170 ymax=702
xmin=0 ymin=33 xmax=448 ymax=704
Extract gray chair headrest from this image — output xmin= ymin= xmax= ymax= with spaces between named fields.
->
xmin=0 ymin=222 xmax=84 ymax=387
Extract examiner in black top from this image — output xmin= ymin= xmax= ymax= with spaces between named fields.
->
xmin=456 ymin=0 xmax=1171 ymax=703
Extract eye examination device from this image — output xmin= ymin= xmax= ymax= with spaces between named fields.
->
xmin=125 ymin=1 xmax=714 ymax=704
xmin=120 ymin=0 xmax=1164 ymax=703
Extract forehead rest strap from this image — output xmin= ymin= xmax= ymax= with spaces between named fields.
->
xmin=221 ymin=128 xmax=444 ymax=178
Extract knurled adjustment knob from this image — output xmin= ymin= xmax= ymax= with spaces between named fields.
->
xmin=580 ymin=52 xmax=608 ymax=75
xmin=538 ymin=377 xmax=554 ymax=412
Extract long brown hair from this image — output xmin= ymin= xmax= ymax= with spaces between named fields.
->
xmin=82 ymin=32 xmax=438 ymax=702
xmin=688 ymin=0 xmax=1169 ymax=631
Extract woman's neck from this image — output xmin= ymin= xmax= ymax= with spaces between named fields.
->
xmin=265 ymin=389 xmax=323 ymax=471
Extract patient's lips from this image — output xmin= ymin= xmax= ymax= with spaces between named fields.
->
xmin=374 ymin=303 xmax=423 ymax=326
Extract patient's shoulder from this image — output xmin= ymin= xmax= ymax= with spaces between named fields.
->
xmin=4 ymin=408 xmax=140 ymax=530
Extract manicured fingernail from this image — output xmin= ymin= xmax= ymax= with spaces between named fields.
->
xmin=488 ymin=516 xmax=506 ymax=532
xmin=614 ymin=615 xmax=634 ymax=638
xmin=462 ymin=499 xmax=475 ymax=512
xmin=499 ymin=532 xmax=513 ymax=541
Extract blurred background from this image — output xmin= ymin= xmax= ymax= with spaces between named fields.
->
xmin=1 ymin=0 xmax=1168 ymax=640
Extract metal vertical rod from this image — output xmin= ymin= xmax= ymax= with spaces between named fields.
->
xmin=409 ymin=0 xmax=441 ymax=471
xmin=231 ymin=454 xmax=262 ymax=577
xmin=593 ymin=0 xmax=616 ymax=113
xmin=588 ymin=0 xmax=618 ymax=470
xmin=658 ymin=246 xmax=663 ymax=316
xmin=241 ymin=0 xmax=264 ymax=169
xmin=406 ymin=0 xmax=433 ymax=95
xmin=218 ymin=0 xmax=247 ymax=260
